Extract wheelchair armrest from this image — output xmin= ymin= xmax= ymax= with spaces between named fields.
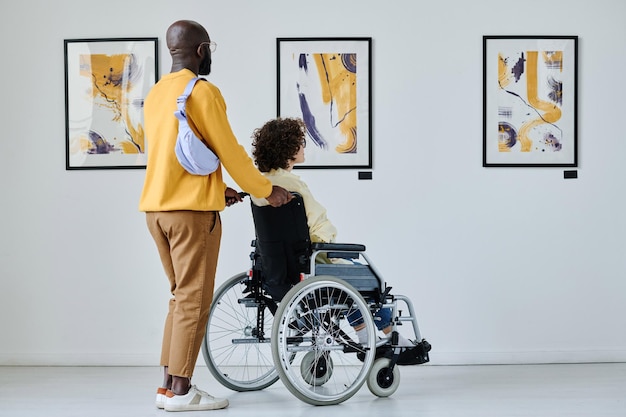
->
xmin=312 ymin=242 xmax=366 ymax=252
xmin=326 ymin=252 xmax=360 ymax=260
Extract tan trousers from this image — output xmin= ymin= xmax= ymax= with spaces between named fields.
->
xmin=146 ymin=211 xmax=221 ymax=378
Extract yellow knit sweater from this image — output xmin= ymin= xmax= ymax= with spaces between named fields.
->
xmin=139 ymin=69 xmax=271 ymax=212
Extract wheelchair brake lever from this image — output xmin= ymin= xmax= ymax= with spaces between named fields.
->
xmin=381 ymin=286 xmax=392 ymax=301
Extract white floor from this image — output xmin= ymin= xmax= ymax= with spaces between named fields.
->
xmin=1 ymin=363 xmax=625 ymax=417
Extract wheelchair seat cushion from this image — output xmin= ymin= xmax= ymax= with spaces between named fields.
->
xmin=313 ymin=264 xmax=381 ymax=293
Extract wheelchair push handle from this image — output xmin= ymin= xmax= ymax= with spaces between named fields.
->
xmin=225 ymin=191 xmax=250 ymax=206
xmin=227 ymin=190 xmax=297 ymax=206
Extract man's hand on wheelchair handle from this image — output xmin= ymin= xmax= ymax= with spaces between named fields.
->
xmin=225 ymin=187 xmax=244 ymax=207
xmin=266 ymin=185 xmax=293 ymax=207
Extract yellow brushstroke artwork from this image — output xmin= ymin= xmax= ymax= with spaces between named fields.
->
xmin=517 ymin=51 xmax=562 ymax=152
xmin=77 ymin=53 xmax=144 ymax=154
xmin=498 ymin=53 xmax=512 ymax=89
xmin=497 ymin=50 xmax=563 ymax=153
xmin=313 ymin=53 xmax=357 ymax=153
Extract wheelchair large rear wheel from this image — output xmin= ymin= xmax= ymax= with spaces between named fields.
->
xmin=272 ymin=276 xmax=377 ymax=405
xmin=201 ymin=272 xmax=279 ymax=391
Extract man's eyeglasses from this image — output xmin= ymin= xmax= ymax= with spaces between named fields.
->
xmin=198 ymin=41 xmax=217 ymax=53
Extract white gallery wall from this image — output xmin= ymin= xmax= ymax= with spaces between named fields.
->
xmin=1 ymin=0 xmax=625 ymax=366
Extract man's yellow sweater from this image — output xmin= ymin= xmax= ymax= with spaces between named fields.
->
xmin=139 ymin=69 xmax=271 ymax=212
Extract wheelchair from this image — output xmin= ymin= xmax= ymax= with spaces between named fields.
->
xmin=201 ymin=193 xmax=430 ymax=406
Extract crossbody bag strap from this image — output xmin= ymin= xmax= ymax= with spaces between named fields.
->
xmin=174 ymin=77 xmax=201 ymax=121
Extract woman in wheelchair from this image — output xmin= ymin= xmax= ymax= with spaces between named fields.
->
xmin=250 ymin=117 xmax=427 ymax=365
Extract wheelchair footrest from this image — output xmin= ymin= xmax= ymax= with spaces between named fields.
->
xmin=391 ymin=339 xmax=431 ymax=366
xmin=410 ymin=339 xmax=431 ymax=365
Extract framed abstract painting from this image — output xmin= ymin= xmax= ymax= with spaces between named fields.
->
xmin=277 ymin=37 xmax=372 ymax=169
xmin=483 ymin=36 xmax=578 ymax=167
xmin=64 ymin=37 xmax=158 ymax=170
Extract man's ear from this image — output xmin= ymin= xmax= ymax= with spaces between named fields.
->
xmin=196 ymin=44 xmax=204 ymax=58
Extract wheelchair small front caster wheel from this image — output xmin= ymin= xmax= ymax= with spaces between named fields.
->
xmin=367 ymin=358 xmax=400 ymax=397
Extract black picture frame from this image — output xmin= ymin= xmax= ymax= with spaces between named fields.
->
xmin=64 ymin=37 xmax=158 ymax=170
xmin=483 ymin=36 xmax=578 ymax=167
xmin=277 ymin=37 xmax=372 ymax=169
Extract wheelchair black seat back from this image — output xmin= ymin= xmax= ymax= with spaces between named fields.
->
xmin=251 ymin=193 xmax=311 ymax=301
xmin=252 ymin=193 xmax=384 ymax=303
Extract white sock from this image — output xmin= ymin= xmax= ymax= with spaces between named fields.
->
xmin=358 ymin=328 xmax=413 ymax=347
xmin=356 ymin=328 xmax=368 ymax=344
xmin=396 ymin=334 xmax=412 ymax=347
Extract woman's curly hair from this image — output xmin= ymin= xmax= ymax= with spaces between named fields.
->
xmin=252 ymin=117 xmax=306 ymax=172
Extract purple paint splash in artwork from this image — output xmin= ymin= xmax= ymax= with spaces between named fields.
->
xmin=542 ymin=133 xmax=562 ymax=151
xmin=88 ymin=130 xmax=115 ymax=154
xmin=498 ymin=122 xmax=517 ymax=149
xmin=547 ymin=77 xmax=563 ymax=105
xmin=298 ymin=53 xmax=308 ymax=72
xmin=511 ymin=53 xmax=525 ymax=82
xmin=297 ymin=83 xmax=327 ymax=149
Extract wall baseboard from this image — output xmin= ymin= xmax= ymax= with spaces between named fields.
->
xmin=2 ymin=350 xmax=625 ymax=367
xmin=428 ymin=350 xmax=626 ymax=365
xmin=0 ymin=353 xmax=159 ymax=367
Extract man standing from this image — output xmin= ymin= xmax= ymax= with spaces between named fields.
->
xmin=139 ymin=20 xmax=291 ymax=411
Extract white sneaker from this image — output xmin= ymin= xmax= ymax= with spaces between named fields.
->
xmin=164 ymin=385 xmax=229 ymax=412
xmin=155 ymin=387 xmax=167 ymax=409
